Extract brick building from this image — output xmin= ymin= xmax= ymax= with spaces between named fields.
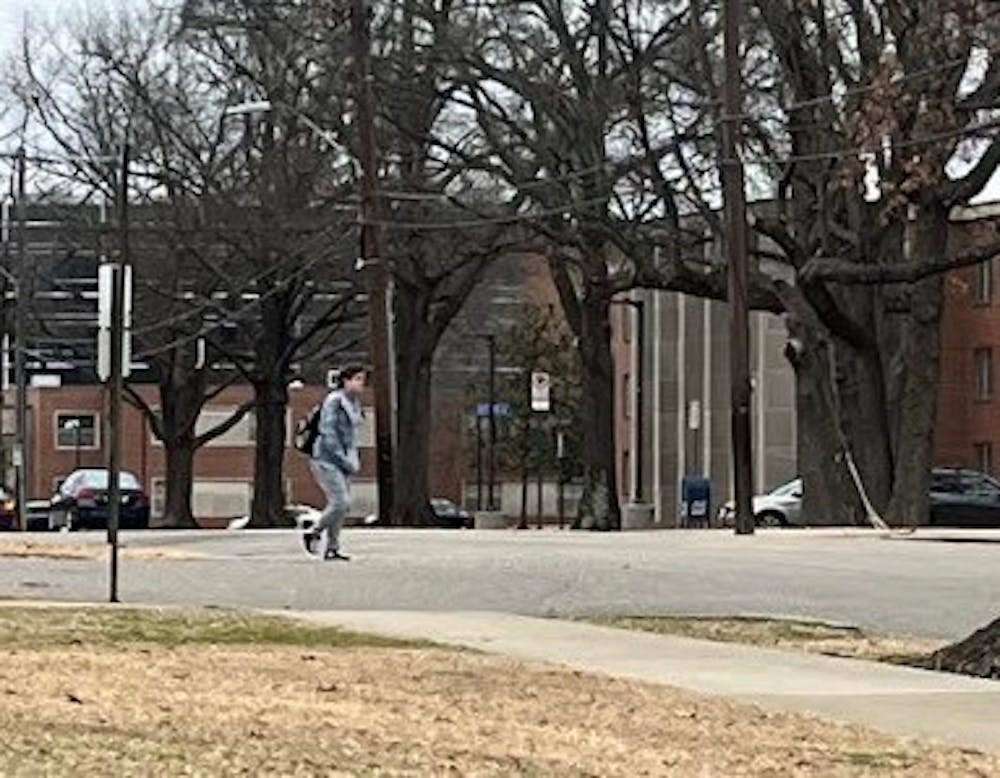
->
xmin=935 ymin=203 xmax=1000 ymax=474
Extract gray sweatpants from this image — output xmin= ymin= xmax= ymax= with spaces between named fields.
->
xmin=309 ymin=460 xmax=350 ymax=553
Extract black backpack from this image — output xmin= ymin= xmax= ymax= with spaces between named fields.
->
xmin=294 ymin=403 xmax=322 ymax=455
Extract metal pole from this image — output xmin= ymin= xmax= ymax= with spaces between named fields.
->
xmin=536 ymin=442 xmax=543 ymax=529
xmin=475 ymin=414 xmax=483 ymax=511
xmin=721 ymin=0 xmax=754 ymax=535
xmin=14 ymin=149 xmax=27 ymax=532
xmin=107 ymin=142 xmax=129 ymax=603
xmin=634 ymin=299 xmax=645 ymax=502
xmin=487 ymin=334 xmax=496 ymax=511
xmin=352 ymin=0 xmax=395 ymax=525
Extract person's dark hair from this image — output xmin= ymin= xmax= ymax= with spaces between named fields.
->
xmin=335 ymin=364 xmax=366 ymax=387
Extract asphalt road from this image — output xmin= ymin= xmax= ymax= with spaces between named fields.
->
xmin=1 ymin=527 xmax=998 ymax=640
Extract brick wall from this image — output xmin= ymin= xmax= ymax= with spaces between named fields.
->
xmin=934 ymin=210 xmax=1000 ymax=473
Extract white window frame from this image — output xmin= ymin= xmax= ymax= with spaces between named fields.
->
xmin=975 ymin=442 xmax=994 ymax=476
xmin=976 ymin=348 xmax=993 ymax=401
xmin=54 ymin=411 xmax=101 ymax=450
xmin=976 ymin=259 xmax=993 ymax=305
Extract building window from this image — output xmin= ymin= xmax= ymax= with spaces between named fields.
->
xmin=55 ymin=412 xmax=99 ymax=449
xmin=975 ymin=442 xmax=994 ymax=475
xmin=976 ymin=259 xmax=993 ymax=305
xmin=975 ymin=348 xmax=993 ymax=400
xmin=622 ymin=373 xmax=631 ymax=419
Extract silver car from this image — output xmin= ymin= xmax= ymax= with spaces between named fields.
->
xmin=718 ymin=478 xmax=803 ymax=527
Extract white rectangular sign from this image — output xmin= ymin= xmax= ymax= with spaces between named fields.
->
xmin=531 ymin=371 xmax=551 ymax=412
xmin=97 ymin=264 xmax=133 ymax=381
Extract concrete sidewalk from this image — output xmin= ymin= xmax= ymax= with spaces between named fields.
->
xmin=289 ymin=610 xmax=1000 ymax=754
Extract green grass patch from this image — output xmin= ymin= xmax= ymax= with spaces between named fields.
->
xmin=840 ymin=751 xmax=919 ymax=769
xmin=0 ymin=606 xmax=425 ymax=650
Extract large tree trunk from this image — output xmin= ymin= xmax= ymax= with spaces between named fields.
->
xmin=159 ymin=440 xmax=198 ymax=529
xmin=152 ymin=373 xmax=204 ymax=529
xmin=393 ymin=345 xmax=437 ymax=526
xmin=925 ymin=617 xmax=1000 ymax=680
xmin=576 ymin=285 xmax=621 ymax=531
xmin=786 ymin=315 xmax=862 ymax=524
xmin=249 ymin=378 xmax=289 ymax=527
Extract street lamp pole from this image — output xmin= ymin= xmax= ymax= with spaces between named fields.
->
xmin=481 ymin=334 xmax=497 ymax=511
xmin=351 ymin=0 xmax=395 ymax=525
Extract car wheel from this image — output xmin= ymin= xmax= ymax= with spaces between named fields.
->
xmin=49 ymin=509 xmax=66 ymax=532
xmin=755 ymin=510 xmax=786 ymax=528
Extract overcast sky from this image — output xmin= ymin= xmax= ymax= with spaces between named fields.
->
xmin=2 ymin=0 xmax=998 ymax=204
xmin=0 ymin=0 xmax=117 ymax=53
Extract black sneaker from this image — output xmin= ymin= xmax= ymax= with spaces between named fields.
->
xmin=302 ymin=531 xmax=320 ymax=556
xmin=324 ymin=549 xmax=351 ymax=561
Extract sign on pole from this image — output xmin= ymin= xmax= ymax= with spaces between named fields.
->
xmin=688 ymin=399 xmax=702 ymax=431
xmin=97 ymin=264 xmax=132 ymax=381
xmin=531 ymin=371 xmax=551 ymax=412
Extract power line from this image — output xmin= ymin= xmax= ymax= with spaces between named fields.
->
xmin=132 ymin=230 xmax=359 ymax=361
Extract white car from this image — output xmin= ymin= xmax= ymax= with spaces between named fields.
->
xmin=718 ymin=478 xmax=803 ymax=528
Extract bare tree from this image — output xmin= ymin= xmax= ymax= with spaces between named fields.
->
xmin=6 ymin=4 xmax=361 ymax=526
xmin=731 ymin=0 xmax=1000 ymax=526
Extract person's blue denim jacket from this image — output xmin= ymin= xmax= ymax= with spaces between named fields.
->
xmin=312 ymin=390 xmax=363 ymax=475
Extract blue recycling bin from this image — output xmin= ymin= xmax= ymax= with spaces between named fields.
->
xmin=680 ymin=477 xmax=711 ymax=528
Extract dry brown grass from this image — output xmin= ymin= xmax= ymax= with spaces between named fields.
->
xmin=0 ymin=541 xmax=203 ymax=562
xmin=0 ymin=608 xmax=997 ymax=776
xmin=593 ymin=616 xmax=947 ymax=666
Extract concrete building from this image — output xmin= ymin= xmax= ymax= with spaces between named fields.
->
xmin=613 ymin=290 xmax=796 ymax=527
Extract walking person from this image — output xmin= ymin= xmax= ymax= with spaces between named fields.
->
xmin=303 ymin=365 xmax=366 ymax=560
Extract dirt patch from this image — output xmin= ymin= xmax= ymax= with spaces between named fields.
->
xmin=0 ymin=541 xmax=204 ymax=562
xmin=0 ymin=608 xmax=997 ymax=775
xmin=591 ymin=616 xmax=946 ymax=665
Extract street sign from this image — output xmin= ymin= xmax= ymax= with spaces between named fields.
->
xmin=688 ymin=399 xmax=702 ymax=430
xmin=531 ymin=371 xmax=551 ymax=412
xmin=97 ymin=264 xmax=132 ymax=381
xmin=476 ymin=402 xmax=512 ymax=418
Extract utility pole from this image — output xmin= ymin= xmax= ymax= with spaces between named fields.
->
xmin=106 ymin=142 xmax=129 ymax=603
xmin=14 ymin=148 xmax=28 ymax=532
xmin=721 ymin=0 xmax=754 ymax=535
xmin=351 ymin=0 xmax=395 ymax=525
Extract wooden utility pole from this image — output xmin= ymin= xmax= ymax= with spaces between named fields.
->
xmin=352 ymin=0 xmax=395 ymax=524
xmin=721 ymin=0 xmax=754 ymax=535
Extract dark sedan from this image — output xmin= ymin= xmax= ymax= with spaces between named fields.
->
xmin=49 ymin=469 xmax=150 ymax=531
xmin=930 ymin=467 xmax=1000 ymax=528
xmin=431 ymin=498 xmax=473 ymax=528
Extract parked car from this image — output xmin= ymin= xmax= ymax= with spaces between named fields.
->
xmin=430 ymin=498 xmax=473 ymax=529
xmin=362 ymin=498 xmax=473 ymax=528
xmin=49 ymin=469 xmax=150 ymax=531
xmin=718 ymin=478 xmax=803 ymax=528
xmin=0 ymin=487 xmax=17 ymax=530
xmin=720 ymin=468 xmax=1000 ymax=528
xmin=25 ymin=500 xmax=53 ymax=532
xmin=929 ymin=468 xmax=1000 ymax=527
